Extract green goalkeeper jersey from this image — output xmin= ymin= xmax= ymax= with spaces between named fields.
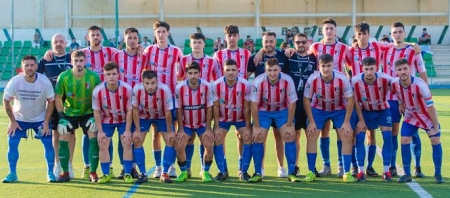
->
xmin=55 ymin=68 xmax=101 ymax=116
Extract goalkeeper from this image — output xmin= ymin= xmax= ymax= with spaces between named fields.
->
xmin=54 ymin=50 xmax=101 ymax=182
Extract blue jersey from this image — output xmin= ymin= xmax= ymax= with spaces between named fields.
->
xmin=247 ymin=50 xmax=288 ymax=78
xmin=37 ymin=54 xmax=72 ymax=88
xmin=283 ymin=53 xmax=317 ymax=101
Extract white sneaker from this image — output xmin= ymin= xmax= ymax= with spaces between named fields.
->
xmin=68 ymin=164 xmax=74 ymax=179
xmin=261 ymin=168 xmax=265 ymax=178
xmin=54 ymin=164 xmax=61 ymax=178
xmin=153 ymin=166 xmax=162 ymax=178
xmin=168 ymin=165 xmax=177 ymax=178
xmin=278 ymin=167 xmax=288 ymax=178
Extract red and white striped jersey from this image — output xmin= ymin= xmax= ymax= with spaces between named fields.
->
xmin=390 ymin=76 xmax=434 ymax=130
xmin=383 ymin=45 xmax=426 ymax=100
xmin=111 ymin=50 xmax=148 ymax=87
xmin=250 ymin=73 xmax=298 ymax=111
xmin=347 ymin=41 xmax=389 ymax=76
xmin=132 ymin=82 xmax=173 ymax=120
xmin=81 ymin=46 xmax=118 ymax=81
xmin=212 ymin=77 xmax=251 ymax=122
xmin=175 ymin=80 xmax=213 ymax=129
xmin=308 ymin=41 xmax=350 ymax=72
xmin=143 ymin=44 xmax=182 ymax=94
xmin=304 ymin=71 xmax=353 ymax=111
xmin=179 ymin=54 xmax=221 ymax=82
xmin=352 ymin=72 xmax=392 ymax=111
xmin=92 ymin=81 xmax=133 ymax=124
xmin=214 ymin=48 xmax=251 ymax=79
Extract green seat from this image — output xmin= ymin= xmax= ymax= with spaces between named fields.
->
xmin=425 ymin=60 xmax=434 ymax=67
xmin=0 ymin=56 xmax=8 ymax=64
xmin=423 ymin=53 xmax=432 ymax=61
xmin=0 ymin=41 xmax=2 ymax=48
xmin=20 ymin=48 xmax=30 ymax=55
xmin=238 ymin=39 xmax=244 ymax=48
xmin=30 ymin=48 xmax=40 ymax=56
xmin=13 ymin=41 xmax=22 ymax=48
xmin=317 ymin=37 xmax=323 ymax=42
xmin=255 ymin=38 xmax=262 ymax=46
xmin=427 ymin=68 xmax=436 ymax=77
xmin=276 ymin=38 xmax=284 ymax=46
xmin=12 ymin=48 xmax=21 ymax=56
xmin=40 ymin=48 xmax=50 ymax=56
xmin=204 ymin=47 xmax=214 ymax=55
xmin=103 ymin=40 xmax=110 ymax=47
xmin=183 ymin=47 xmax=192 ymax=55
xmin=205 ymin=39 xmax=214 ymax=47
xmin=408 ymin=37 xmax=418 ymax=44
xmin=255 ymin=46 xmax=263 ymax=53
xmin=3 ymin=41 xmax=12 ymax=49
xmin=2 ymin=70 xmax=12 ymax=80
xmin=184 ymin=39 xmax=190 ymax=48
xmin=1 ymin=48 xmax=9 ymax=56
xmin=23 ymin=40 xmax=32 ymax=48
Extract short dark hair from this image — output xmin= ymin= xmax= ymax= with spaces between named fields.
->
xmin=189 ymin=33 xmax=205 ymax=41
xmin=394 ymin=58 xmax=409 ymax=68
xmin=186 ymin=61 xmax=200 ymax=72
xmin=423 ymin=28 xmax=427 ymax=31
xmin=153 ymin=21 xmax=170 ymax=31
xmin=125 ymin=27 xmax=139 ymax=35
xmin=380 ymin=36 xmax=390 ymax=43
xmin=22 ymin=55 xmax=37 ymax=64
xmin=142 ymin=70 xmax=157 ymax=80
xmin=295 ymin=33 xmax=308 ymax=39
xmin=224 ymin=25 xmax=239 ymax=35
xmin=391 ymin=22 xmax=405 ymax=30
xmin=224 ymin=59 xmax=237 ymax=66
xmin=355 ymin=22 xmax=370 ymax=33
xmin=322 ymin=18 xmax=337 ymax=27
xmin=103 ymin=62 xmax=119 ymax=72
xmin=88 ymin=25 xmax=101 ymax=32
xmin=362 ymin=57 xmax=376 ymax=66
xmin=262 ymin=31 xmax=276 ymax=38
xmin=265 ymin=58 xmax=279 ymax=67
xmin=71 ymin=50 xmax=85 ymax=60
xmin=318 ymin=54 xmax=333 ymax=64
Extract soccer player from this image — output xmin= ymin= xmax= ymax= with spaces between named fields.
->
xmin=2 ymin=56 xmax=56 ymax=183
xmin=303 ymin=54 xmax=355 ymax=183
xmin=383 ymin=22 xmax=427 ymax=177
xmin=132 ymin=70 xmax=175 ymax=183
xmin=211 ymin=59 xmax=252 ymax=181
xmin=391 ymin=58 xmax=444 ymax=184
xmin=92 ymin=62 xmax=134 ymax=184
xmin=308 ymin=18 xmax=351 ymax=177
xmin=174 ymin=62 xmax=214 ymax=182
xmin=37 ymin=34 xmax=75 ymax=179
xmin=144 ymin=21 xmax=183 ymax=179
xmin=351 ymin=57 xmax=394 ymax=182
xmin=54 ymin=50 xmax=101 ymax=182
xmin=284 ymin=33 xmax=318 ymax=176
xmin=249 ymin=58 xmax=299 ymax=182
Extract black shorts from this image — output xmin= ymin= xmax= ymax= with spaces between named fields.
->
xmin=295 ymin=100 xmax=307 ymax=130
xmin=51 ymin=110 xmax=59 ymax=130
xmin=66 ymin=114 xmax=93 ymax=134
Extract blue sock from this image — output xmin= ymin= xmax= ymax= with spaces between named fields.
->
xmin=204 ymin=160 xmax=212 ymax=172
xmin=123 ymin=160 xmax=133 ymax=174
xmin=241 ymin=144 xmax=252 ymax=173
xmin=101 ymin=162 xmax=110 ymax=175
xmin=133 ymin=147 xmax=146 ymax=173
xmin=224 ymin=157 xmax=228 ymax=171
xmin=185 ymin=144 xmax=194 ymax=169
xmin=108 ymin=139 xmax=113 ymax=165
xmin=7 ymin=137 xmax=20 ymax=174
xmin=199 ymin=144 xmax=205 ymax=169
xmin=82 ymin=134 xmax=90 ymax=165
xmin=178 ymin=161 xmax=187 ymax=172
xmin=337 ymin=140 xmax=343 ymax=167
xmin=432 ymin=143 xmax=442 ymax=176
xmin=351 ymin=145 xmax=357 ymax=167
xmin=381 ymin=131 xmax=393 ymax=167
xmin=117 ymin=139 xmax=123 ymax=165
xmin=252 ymin=143 xmax=264 ymax=174
xmin=214 ymin=144 xmax=225 ymax=173
xmin=307 ymin=153 xmax=317 ymax=172
xmin=153 ymin=150 xmax=162 ymax=167
xmin=411 ymin=132 xmax=422 ymax=168
xmin=355 ymin=133 xmax=366 ymax=169
xmin=41 ymin=137 xmax=55 ymax=173
xmin=163 ymin=146 xmax=176 ymax=173
xmin=367 ymin=145 xmax=377 ymax=168
xmin=320 ymin=137 xmax=330 ymax=167
xmin=401 ymin=144 xmax=411 ymax=175
xmin=391 ymin=135 xmax=398 ymax=168
xmin=343 ymin=154 xmax=352 ymax=172
xmin=238 ymin=157 xmax=243 ymax=172
xmin=285 ymin=142 xmax=296 ymax=174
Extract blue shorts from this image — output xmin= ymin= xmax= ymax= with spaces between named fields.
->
xmin=258 ymin=109 xmax=289 ymax=130
xmin=171 ymin=97 xmax=177 ymax=120
xmin=401 ymin=121 xmax=441 ymax=138
xmin=184 ymin=126 xmax=206 ymax=137
xmin=10 ymin=121 xmax=52 ymax=140
xmin=362 ymin=109 xmax=392 ymax=130
xmin=132 ymin=119 xmax=172 ymax=133
xmin=102 ymin=122 xmax=127 ymax=138
xmin=350 ymin=110 xmax=359 ymax=130
xmin=388 ymin=100 xmax=402 ymax=123
xmin=311 ymin=108 xmax=346 ymax=130
xmin=218 ymin=121 xmax=246 ymax=131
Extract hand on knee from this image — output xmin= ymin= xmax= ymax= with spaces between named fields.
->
xmin=430 ymin=137 xmax=440 ymax=145
xmin=214 ymin=133 xmax=224 ymax=145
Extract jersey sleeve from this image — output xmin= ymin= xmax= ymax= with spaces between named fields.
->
xmin=419 ymin=81 xmax=433 ymax=107
xmin=55 ymin=72 xmax=65 ymax=96
xmin=175 ymin=84 xmax=182 ymax=109
xmin=244 ymin=81 xmax=251 ymax=101
xmin=164 ymin=86 xmax=174 ymax=111
xmin=131 ymin=86 xmax=139 ymax=108
xmin=3 ymin=79 xmax=16 ymax=101
xmin=211 ymin=81 xmax=219 ymax=102
xmin=37 ymin=58 xmax=45 ymax=74
xmin=125 ymin=86 xmax=133 ymax=111
xmin=342 ymin=77 xmax=353 ymax=98
xmin=178 ymin=57 xmax=187 ymax=80
xmin=206 ymin=84 xmax=214 ymax=107
xmin=44 ymin=77 xmax=55 ymax=101
xmin=250 ymin=77 xmax=262 ymax=103
xmin=212 ymin=58 xmax=222 ymax=80
xmin=374 ymin=41 xmax=393 ymax=50
xmin=92 ymin=87 xmax=101 ymax=110
xmin=247 ymin=55 xmax=256 ymax=73
xmin=303 ymin=74 xmax=315 ymax=99
xmin=414 ymin=54 xmax=426 ymax=74
xmin=286 ymin=76 xmax=298 ymax=104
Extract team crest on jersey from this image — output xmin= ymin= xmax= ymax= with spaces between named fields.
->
xmin=86 ymin=62 xmax=91 ymax=68
xmin=252 ymin=86 xmax=257 ymax=93
xmin=67 ymin=92 xmax=75 ymax=98
xmin=86 ymin=83 xmax=90 ymax=89
xmin=102 ymin=104 xmax=109 ymax=109
xmin=236 ymin=91 xmax=241 ymax=96
xmin=316 ymin=94 xmax=322 ymax=98
xmin=361 ymin=97 xmax=367 ymax=101
xmin=120 ymin=68 xmax=126 ymax=73
xmin=219 ymin=99 xmax=227 ymax=104
xmin=280 ymin=89 xmax=285 ymax=94
xmin=334 ymin=87 xmax=340 ymax=92
xmin=262 ymin=97 xmax=268 ymax=101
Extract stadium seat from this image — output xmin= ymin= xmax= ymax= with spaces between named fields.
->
xmin=184 ymin=39 xmax=190 ymax=48
xmin=205 ymin=39 xmax=214 ymax=47
xmin=12 ymin=48 xmax=21 ymax=56
xmin=204 ymin=47 xmax=214 ymax=55
xmin=427 ymin=68 xmax=436 ymax=77
xmin=0 ymin=48 xmax=9 ymax=56
xmin=23 ymin=41 xmax=32 ymax=49
xmin=425 ymin=60 xmax=434 ymax=68
xmin=276 ymin=38 xmax=284 ymax=46
xmin=238 ymin=39 xmax=244 ymax=48
xmin=30 ymin=48 xmax=40 ymax=56
xmin=13 ymin=41 xmax=22 ymax=48
xmin=3 ymin=41 xmax=12 ymax=49
xmin=0 ymin=56 xmax=8 ymax=64
xmin=1 ymin=69 xmax=12 ymax=80
xmin=20 ymin=48 xmax=30 ymax=55
xmin=317 ymin=37 xmax=323 ymax=42
xmin=183 ymin=47 xmax=192 ymax=55
xmin=40 ymin=48 xmax=49 ymax=56
xmin=408 ymin=37 xmax=418 ymax=44
xmin=255 ymin=46 xmax=263 ymax=53
xmin=423 ymin=53 xmax=432 ymax=61
xmin=0 ymin=41 xmax=2 ymax=48
xmin=255 ymin=38 xmax=262 ymax=47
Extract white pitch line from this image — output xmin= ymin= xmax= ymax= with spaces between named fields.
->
xmin=376 ymin=146 xmax=433 ymax=198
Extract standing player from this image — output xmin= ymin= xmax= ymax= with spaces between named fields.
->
xmin=391 ymin=59 xmax=444 ymax=184
xmin=383 ymin=22 xmax=427 ymax=177
xmin=132 ymin=70 xmax=176 ymax=183
xmin=211 ymin=59 xmax=252 ymax=181
xmin=303 ymin=54 xmax=355 ymax=183
xmin=54 ymin=50 xmax=101 ymax=182
xmin=37 ymin=34 xmax=75 ymax=179
xmin=92 ymin=62 xmax=134 ymax=184
xmin=2 ymin=56 xmax=56 ymax=183
xmin=144 ymin=21 xmax=183 ymax=179
xmin=249 ymin=58 xmax=299 ymax=182
xmin=174 ymin=62 xmax=214 ymax=182
xmin=351 ymin=57 xmax=394 ymax=182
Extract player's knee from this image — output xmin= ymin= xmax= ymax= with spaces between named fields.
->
xmin=201 ymin=133 xmax=214 ymax=148
xmin=99 ymin=138 xmax=109 ymax=150
xmin=214 ymin=133 xmax=224 ymax=145
xmin=133 ymin=138 xmax=143 ymax=148
xmin=242 ymin=133 xmax=252 ymax=144
xmin=400 ymin=137 xmax=411 ymax=144
xmin=253 ymin=133 xmax=264 ymax=143
xmin=282 ymin=132 xmax=295 ymax=143
xmin=430 ymin=137 xmax=440 ymax=145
